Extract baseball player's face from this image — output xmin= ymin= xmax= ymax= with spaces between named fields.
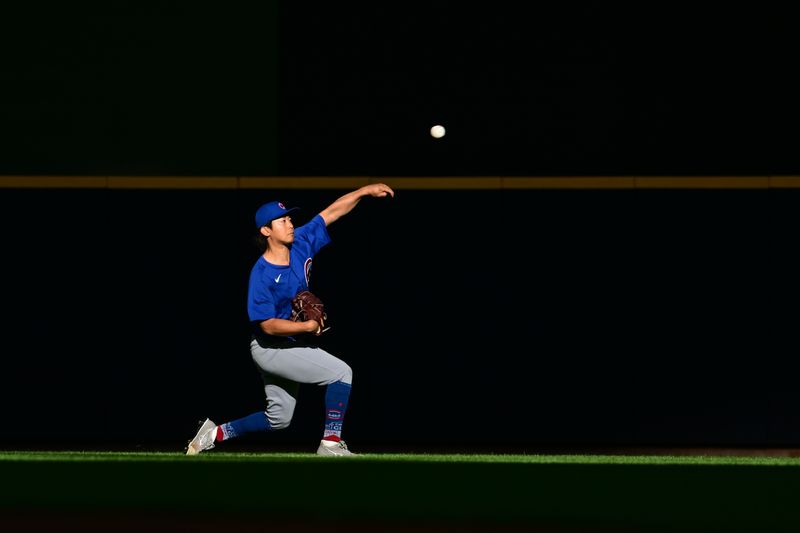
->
xmin=268 ymin=216 xmax=295 ymax=245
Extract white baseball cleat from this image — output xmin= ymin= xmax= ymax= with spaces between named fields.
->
xmin=316 ymin=439 xmax=358 ymax=457
xmin=186 ymin=418 xmax=217 ymax=456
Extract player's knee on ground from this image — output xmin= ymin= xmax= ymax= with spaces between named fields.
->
xmin=265 ymin=387 xmax=297 ymax=430
xmin=266 ymin=404 xmax=294 ymax=430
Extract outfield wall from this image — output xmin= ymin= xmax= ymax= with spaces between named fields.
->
xmin=1 ymin=181 xmax=797 ymax=449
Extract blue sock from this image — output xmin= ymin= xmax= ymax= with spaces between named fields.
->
xmin=220 ymin=411 xmax=271 ymax=440
xmin=323 ymin=380 xmax=351 ymax=440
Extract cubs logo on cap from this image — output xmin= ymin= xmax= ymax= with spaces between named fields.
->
xmin=255 ymin=201 xmax=300 ymax=228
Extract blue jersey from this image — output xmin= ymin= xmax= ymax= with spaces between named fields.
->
xmin=247 ymin=214 xmax=331 ymax=327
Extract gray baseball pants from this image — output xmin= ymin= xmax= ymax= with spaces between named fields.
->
xmin=249 ymin=338 xmax=353 ymax=430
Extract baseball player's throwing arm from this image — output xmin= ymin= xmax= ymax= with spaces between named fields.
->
xmin=319 ymin=183 xmax=394 ymax=226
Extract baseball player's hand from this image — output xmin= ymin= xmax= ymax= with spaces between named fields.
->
xmin=305 ymin=320 xmax=322 ymax=335
xmin=364 ymin=183 xmax=394 ymax=198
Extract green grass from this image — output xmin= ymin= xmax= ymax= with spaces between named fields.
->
xmin=2 ymin=450 xmax=800 ymax=466
xmin=3 ymin=451 xmax=800 ymax=532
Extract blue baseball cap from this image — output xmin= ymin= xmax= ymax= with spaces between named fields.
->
xmin=255 ymin=201 xmax=300 ymax=228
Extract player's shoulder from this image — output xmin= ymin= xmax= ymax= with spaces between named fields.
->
xmin=296 ymin=214 xmax=324 ymax=232
xmin=293 ymin=216 xmax=321 ymax=241
xmin=249 ymin=255 xmax=271 ymax=276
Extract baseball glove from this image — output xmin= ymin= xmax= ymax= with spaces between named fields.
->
xmin=291 ymin=290 xmax=329 ymax=335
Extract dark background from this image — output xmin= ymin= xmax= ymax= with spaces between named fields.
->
xmin=1 ymin=2 xmax=798 ymax=451
xmin=1 ymin=2 xmax=798 ymax=177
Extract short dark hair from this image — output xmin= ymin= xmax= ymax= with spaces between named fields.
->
xmin=253 ymin=233 xmax=267 ymax=253
xmin=253 ymin=221 xmax=271 ymax=253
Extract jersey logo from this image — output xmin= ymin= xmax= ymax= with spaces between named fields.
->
xmin=274 ymin=274 xmax=282 ymax=283
xmin=304 ymin=258 xmax=312 ymax=285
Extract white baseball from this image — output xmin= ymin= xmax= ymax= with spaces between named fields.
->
xmin=430 ymin=125 xmax=446 ymax=138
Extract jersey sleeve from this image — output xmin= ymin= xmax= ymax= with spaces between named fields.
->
xmin=295 ymin=214 xmax=331 ymax=256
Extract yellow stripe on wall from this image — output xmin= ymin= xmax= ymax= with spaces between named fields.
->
xmin=239 ymin=177 xmax=372 ymax=189
xmin=0 ymin=176 xmax=109 ymax=188
xmin=107 ymin=176 xmax=239 ymax=189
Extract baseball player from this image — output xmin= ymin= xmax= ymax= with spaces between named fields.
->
xmin=187 ymin=183 xmax=395 ymax=456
